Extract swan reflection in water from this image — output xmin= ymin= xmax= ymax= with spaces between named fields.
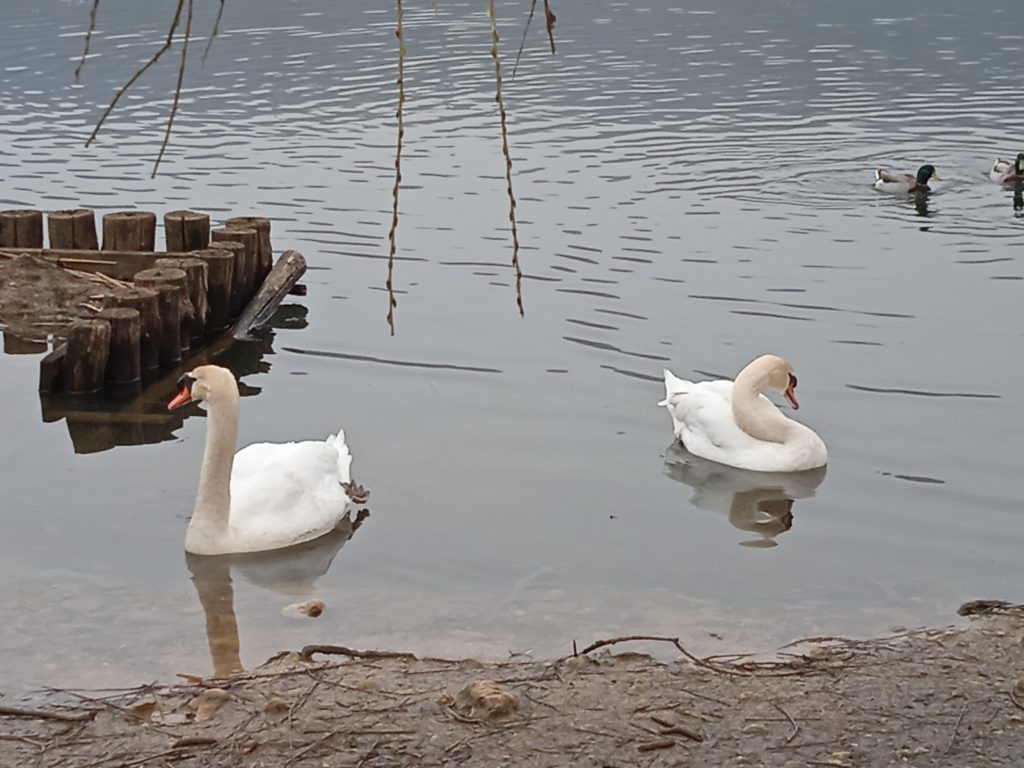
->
xmin=185 ymin=509 xmax=368 ymax=677
xmin=663 ymin=443 xmax=826 ymax=548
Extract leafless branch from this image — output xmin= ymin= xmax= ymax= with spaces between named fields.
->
xmin=75 ymin=0 xmax=101 ymax=82
xmin=151 ymin=0 xmax=194 ymax=178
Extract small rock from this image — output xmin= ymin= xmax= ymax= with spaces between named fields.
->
xmin=1015 ymin=679 xmax=1024 ymax=695
xmin=264 ymin=697 xmax=289 ymax=717
xmin=282 ymin=600 xmax=325 ymax=618
xmin=452 ymin=680 xmax=519 ymax=720
xmin=162 ymin=713 xmax=189 ymax=725
xmin=126 ymin=697 xmax=157 ymax=723
xmin=191 ymin=688 xmax=230 ymax=722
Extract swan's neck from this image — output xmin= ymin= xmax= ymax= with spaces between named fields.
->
xmin=190 ymin=390 xmax=240 ymax=538
xmin=731 ymin=369 xmax=794 ymax=444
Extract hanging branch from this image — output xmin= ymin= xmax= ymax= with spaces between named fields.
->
xmin=202 ymin=0 xmax=226 ymax=64
xmin=489 ymin=0 xmax=524 ymax=316
xmin=512 ymin=0 xmax=537 ymax=78
xmin=151 ymin=0 xmax=194 ymax=178
xmin=386 ymin=0 xmax=406 ymax=335
xmin=85 ymin=0 xmax=185 ymax=149
xmin=75 ymin=0 xmax=101 ymax=82
xmin=543 ymin=0 xmax=557 ymax=53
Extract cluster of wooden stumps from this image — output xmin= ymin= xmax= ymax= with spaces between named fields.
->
xmin=0 ymin=207 xmax=306 ymax=396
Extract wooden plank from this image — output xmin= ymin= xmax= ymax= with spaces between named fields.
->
xmin=231 ymin=250 xmax=307 ymax=339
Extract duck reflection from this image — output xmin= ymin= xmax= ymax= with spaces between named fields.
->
xmin=186 ymin=508 xmax=368 ymax=677
xmin=37 ymin=305 xmax=307 ymax=454
xmin=663 ymin=443 xmax=826 ymax=548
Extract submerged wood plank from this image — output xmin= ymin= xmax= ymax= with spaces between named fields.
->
xmin=231 ymin=250 xmax=307 ymax=339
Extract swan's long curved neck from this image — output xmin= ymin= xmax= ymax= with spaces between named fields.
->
xmin=731 ymin=365 xmax=793 ymax=444
xmin=192 ymin=387 xmax=240 ymax=534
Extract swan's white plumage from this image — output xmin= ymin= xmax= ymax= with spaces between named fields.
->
xmin=660 ymin=364 xmax=827 ymax=473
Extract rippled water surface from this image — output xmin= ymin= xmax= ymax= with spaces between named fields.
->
xmin=1 ymin=0 xmax=1022 ymax=691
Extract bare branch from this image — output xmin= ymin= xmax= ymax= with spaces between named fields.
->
xmin=386 ymin=0 xmax=406 ymax=335
xmin=75 ymin=0 xmax=101 ymax=82
xmin=151 ymin=0 xmax=194 ymax=178
xmin=512 ymin=0 xmax=537 ymax=78
xmin=202 ymin=0 xmax=226 ymax=64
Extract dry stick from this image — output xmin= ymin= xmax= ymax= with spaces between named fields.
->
xmin=385 ymin=0 xmax=405 ymax=335
xmin=771 ymin=701 xmax=799 ymax=744
xmin=489 ymin=0 xmax=524 ymax=316
xmin=512 ymin=0 xmax=538 ymax=78
xmin=75 ymin=0 xmax=101 ymax=81
xmin=202 ymin=0 xmax=226 ymax=64
xmin=1009 ymin=686 xmax=1024 ymax=711
xmin=945 ymin=701 xmax=968 ymax=754
xmin=152 ymin=0 xmax=193 ymax=178
xmin=85 ymin=0 xmax=185 ymax=148
xmin=543 ymin=0 xmax=557 ymax=53
xmin=637 ymin=738 xmax=675 ymax=753
xmin=573 ymin=634 xmax=754 ymax=677
xmin=0 ymin=703 xmax=95 ymax=722
xmin=299 ymin=644 xmax=417 ymax=663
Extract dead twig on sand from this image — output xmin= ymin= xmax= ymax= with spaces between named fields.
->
xmin=637 ymin=738 xmax=675 ymax=752
xmin=572 ymin=634 xmax=755 ymax=677
xmin=299 ymin=644 xmax=417 ymax=663
xmin=771 ymin=701 xmax=799 ymax=743
xmin=945 ymin=701 xmax=968 ymax=754
xmin=0 ymin=703 xmax=95 ymax=722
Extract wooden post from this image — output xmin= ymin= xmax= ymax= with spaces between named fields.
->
xmin=108 ymin=288 xmax=160 ymax=373
xmin=102 ymin=211 xmax=157 ymax=251
xmin=47 ymin=209 xmax=99 ymax=250
xmin=164 ymin=210 xmax=210 ymax=252
xmin=207 ymin=238 xmax=246 ymax=317
xmin=225 ymin=216 xmax=272 ymax=282
xmin=134 ymin=267 xmax=187 ymax=368
xmin=66 ymin=318 xmax=111 ymax=394
xmin=189 ymin=249 xmax=234 ymax=331
xmin=96 ymin=307 xmax=141 ymax=386
xmin=231 ymin=250 xmax=307 ymax=338
xmin=156 ymin=256 xmax=208 ymax=340
xmin=211 ymin=227 xmax=257 ymax=306
xmin=39 ymin=344 xmax=67 ymax=394
xmin=0 ymin=210 xmax=44 ymax=248
xmin=3 ymin=330 xmax=48 ymax=355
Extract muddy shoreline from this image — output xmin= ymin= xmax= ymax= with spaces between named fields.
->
xmin=2 ymin=606 xmax=1022 ymax=767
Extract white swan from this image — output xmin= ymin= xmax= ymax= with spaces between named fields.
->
xmin=658 ymin=354 xmax=827 ymax=473
xmin=168 ymin=365 xmax=368 ymax=555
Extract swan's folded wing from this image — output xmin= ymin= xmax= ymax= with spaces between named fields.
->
xmin=673 ymin=382 xmax=770 ymax=462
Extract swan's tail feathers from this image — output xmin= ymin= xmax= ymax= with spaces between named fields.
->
xmin=658 ymin=368 xmax=693 ymax=406
xmin=326 ymin=429 xmax=354 ymax=484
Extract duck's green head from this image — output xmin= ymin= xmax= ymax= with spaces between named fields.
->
xmin=916 ymin=164 xmax=937 ymax=185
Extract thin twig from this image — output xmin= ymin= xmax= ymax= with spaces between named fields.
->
xmin=512 ymin=0 xmax=537 ymax=78
xmin=86 ymin=0 xmax=185 ymax=148
xmin=75 ymin=0 xmax=101 ymax=82
xmin=385 ymin=0 xmax=405 ymax=335
xmin=298 ymin=644 xmax=417 ymax=662
xmin=0 ymin=703 xmax=95 ymax=723
xmin=152 ymin=0 xmax=193 ymax=178
xmin=542 ymin=0 xmax=557 ymax=53
xmin=202 ymin=0 xmax=226 ymax=64
xmin=771 ymin=701 xmax=799 ymax=744
xmin=945 ymin=701 xmax=968 ymax=754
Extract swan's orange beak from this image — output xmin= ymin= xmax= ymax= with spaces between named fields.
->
xmin=784 ymin=383 xmax=799 ymax=410
xmin=168 ymin=386 xmax=192 ymax=411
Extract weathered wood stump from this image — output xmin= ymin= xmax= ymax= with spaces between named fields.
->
xmin=96 ymin=307 xmax=141 ymax=386
xmin=108 ymin=288 xmax=160 ymax=373
xmin=156 ymin=256 xmax=208 ymax=340
xmin=66 ymin=319 xmax=111 ymax=394
xmin=47 ymin=209 xmax=99 ymax=249
xmin=225 ymin=216 xmax=272 ymax=282
xmin=211 ymin=227 xmax=257 ymax=307
xmin=2 ymin=330 xmax=48 ymax=355
xmin=164 ymin=210 xmax=210 ymax=252
xmin=134 ymin=267 xmax=187 ymax=368
xmin=102 ymin=211 xmax=157 ymax=251
xmin=232 ymin=250 xmax=308 ymax=338
xmin=206 ymin=238 xmax=247 ymax=317
xmin=189 ymin=249 xmax=235 ymax=331
xmin=39 ymin=345 xmax=67 ymax=394
xmin=0 ymin=209 xmax=44 ymax=248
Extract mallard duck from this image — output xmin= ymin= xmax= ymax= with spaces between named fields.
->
xmin=658 ymin=355 xmax=828 ymax=473
xmin=989 ymin=153 xmax=1024 ymax=183
xmin=167 ymin=365 xmax=369 ymax=555
xmin=873 ymin=164 xmax=938 ymax=194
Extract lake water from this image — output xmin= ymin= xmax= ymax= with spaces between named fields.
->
xmin=1 ymin=0 xmax=1021 ymax=692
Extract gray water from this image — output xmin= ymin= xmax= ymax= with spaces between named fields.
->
xmin=1 ymin=0 xmax=1021 ymax=692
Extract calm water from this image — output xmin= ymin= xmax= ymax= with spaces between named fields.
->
xmin=1 ymin=0 xmax=1021 ymax=692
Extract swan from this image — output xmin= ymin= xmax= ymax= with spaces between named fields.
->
xmin=167 ymin=365 xmax=368 ymax=555
xmin=989 ymin=153 xmax=1024 ymax=184
xmin=658 ymin=354 xmax=828 ymax=473
xmin=873 ymin=164 xmax=937 ymax=194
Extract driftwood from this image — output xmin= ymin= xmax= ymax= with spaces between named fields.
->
xmin=231 ymin=250 xmax=307 ymax=339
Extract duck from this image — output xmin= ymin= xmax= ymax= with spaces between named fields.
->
xmin=167 ymin=365 xmax=369 ymax=555
xmin=658 ymin=354 xmax=828 ymax=473
xmin=873 ymin=164 xmax=938 ymax=194
xmin=989 ymin=153 xmax=1024 ymax=183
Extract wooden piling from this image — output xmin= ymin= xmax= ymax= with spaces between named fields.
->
xmin=164 ymin=210 xmax=210 ymax=252
xmin=47 ymin=209 xmax=99 ymax=250
xmin=0 ymin=209 xmax=44 ymax=248
xmin=66 ymin=318 xmax=111 ymax=394
xmin=102 ymin=211 xmax=157 ymax=251
xmin=3 ymin=330 xmax=48 ymax=355
xmin=211 ymin=227 xmax=257 ymax=307
xmin=189 ymin=249 xmax=234 ymax=331
xmin=97 ymin=307 xmax=141 ymax=386
xmin=134 ymin=267 xmax=187 ymax=368
xmin=156 ymin=256 xmax=208 ymax=340
xmin=206 ymin=238 xmax=247 ymax=317
xmin=108 ymin=288 xmax=160 ymax=373
xmin=225 ymin=216 xmax=272 ymax=282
